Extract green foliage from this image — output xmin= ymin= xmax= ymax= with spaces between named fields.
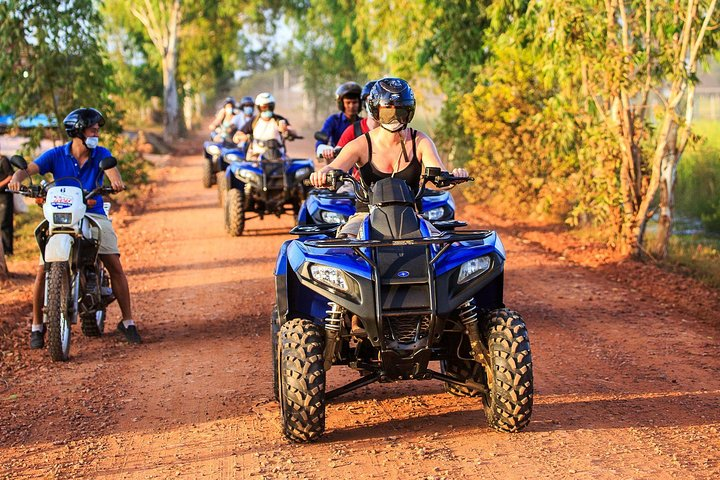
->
xmin=0 ymin=0 xmax=115 ymax=146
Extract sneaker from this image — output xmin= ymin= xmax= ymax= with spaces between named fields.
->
xmin=117 ymin=321 xmax=142 ymax=344
xmin=30 ymin=328 xmax=45 ymax=349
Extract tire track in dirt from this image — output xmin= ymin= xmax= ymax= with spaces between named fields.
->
xmin=1 ymin=142 xmax=719 ymax=479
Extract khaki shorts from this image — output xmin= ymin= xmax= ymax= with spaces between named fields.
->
xmin=39 ymin=213 xmax=120 ymax=265
xmin=338 ymin=212 xmax=441 ymax=238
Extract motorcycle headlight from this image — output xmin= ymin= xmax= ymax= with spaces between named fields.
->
xmin=310 ymin=264 xmax=350 ymax=292
xmin=225 ymin=153 xmax=241 ymax=162
xmin=53 ymin=213 xmax=72 ymax=225
xmin=458 ymin=256 xmax=492 ymax=284
xmin=206 ymin=145 xmax=221 ymax=156
xmin=295 ymin=167 xmax=313 ymax=180
xmin=422 ymin=207 xmax=445 ymax=221
xmin=320 ymin=210 xmax=347 ymax=224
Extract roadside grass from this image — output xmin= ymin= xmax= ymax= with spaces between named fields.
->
xmin=647 ymin=230 xmax=720 ymax=288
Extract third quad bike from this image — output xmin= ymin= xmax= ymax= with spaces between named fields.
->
xmin=222 ymin=137 xmax=313 ymax=236
xmin=272 ymin=167 xmax=533 ymax=442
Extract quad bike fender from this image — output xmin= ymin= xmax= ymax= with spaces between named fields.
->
xmin=44 ymin=234 xmax=74 ymax=263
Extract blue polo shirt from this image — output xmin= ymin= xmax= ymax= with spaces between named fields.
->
xmin=316 ymin=112 xmax=355 ymax=149
xmin=34 ymin=142 xmax=112 ymax=216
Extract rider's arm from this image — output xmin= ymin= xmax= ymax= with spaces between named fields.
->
xmin=416 ymin=132 xmax=468 ymax=179
xmin=8 ymin=162 xmax=40 ymax=191
xmin=209 ymin=110 xmax=224 ymax=130
xmin=104 ymin=166 xmax=126 ymax=192
xmin=309 ymin=135 xmax=363 ymax=187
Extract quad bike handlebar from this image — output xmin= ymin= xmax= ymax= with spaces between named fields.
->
xmin=304 ymin=167 xmax=473 ymax=203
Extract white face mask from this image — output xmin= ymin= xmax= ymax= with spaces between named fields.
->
xmin=85 ymin=136 xmax=99 ymax=149
xmin=243 ymin=106 xmax=254 ymax=115
xmin=381 ymin=121 xmax=405 ymax=132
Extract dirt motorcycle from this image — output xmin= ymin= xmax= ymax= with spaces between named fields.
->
xmin=272 ymin=168 xmax=533 ymax=442
xmin=222 ymin=135 xmax=313 ymax=236
xmin=8 ymin=155 xmax=119 ymax=362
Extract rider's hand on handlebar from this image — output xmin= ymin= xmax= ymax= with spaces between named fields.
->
xmin=316 ymin=144 xmax=335 ymax=160
xmin=7 ymin=172 xmax=25 ymax=193
xmin=109 ymin=178 xmax=125 ymax=192
xmin=451 ymin=168 xmax=468 ymax=178
xmin=309 ymin=169 xmax=330 ymax=188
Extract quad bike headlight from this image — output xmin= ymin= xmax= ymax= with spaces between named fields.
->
xmin=53 ymin=213 xmax=72 ymax=225
xmin=320 ymin=210 xmax=347 ymax=224
xmin=458 ymin=256 xmax=492 ymax=284
xmin=206 ymin=144 xmax=221 ymax=156
xmin=236 ymin=169 xmax=260 ymax=184
xmin=225 ymin=153 xmax=242 ymax=162
xmin=422 ymin=206 xmax=445 ymax=221
xmin=310 ymin=264 xmax=350 ymax=292
xmin=295 ymin=167 xmax=313 ymax=180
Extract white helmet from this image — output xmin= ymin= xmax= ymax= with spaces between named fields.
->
xmin=255 ymin=92 xmax=275 ymax=111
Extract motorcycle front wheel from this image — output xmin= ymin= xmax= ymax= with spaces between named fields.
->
xmin=46 ymin=262 xmax=72 ymax=361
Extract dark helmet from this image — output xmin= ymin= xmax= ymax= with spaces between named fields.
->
xmin=239 ymin=96 xmax=254 ymax=108
xmin=223 ymin=96 xmax=236 ymax=108
xmin=367 ymin=77 xmax=416 ymax=128
xmin=360 ymin=80 xmax=377 ymax=110
xmin=335 ymin=81 xmax=362 ymax=111
xmin=63 ymin=108 xmax=106 ymax=138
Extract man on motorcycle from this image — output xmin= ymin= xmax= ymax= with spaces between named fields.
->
xmin=234 ymin=93 xmax=297 ymax=160
xmin=8 ymin=108 xmax=142 ymax=347
xmin=309 ymin=78 xmax=468 ymax=237
xmin=316 ymin=82 xmax=362 ymax=160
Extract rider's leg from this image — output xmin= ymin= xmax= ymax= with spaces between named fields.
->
xmin=32 ymin=263 xmax=44 ymax=327
xmin=99 ymin=254 xmax=132 ymax=321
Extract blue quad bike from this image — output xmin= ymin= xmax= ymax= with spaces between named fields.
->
xmin=272 ymin=168 xmax=533 ymax=442
xmin=202 ymin=135 xmax=241 ymax=189
xmin=222 ymin=137 xmax=313 ymax=236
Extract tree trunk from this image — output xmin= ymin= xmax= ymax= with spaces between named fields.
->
xmin=653 ymin=153 xmax=678 ymax=258
xmin=162 ymin=60 xmax=180 ymax=143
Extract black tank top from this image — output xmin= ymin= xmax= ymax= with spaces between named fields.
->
xmin=357 ymin=130 xmax=421 ymax=212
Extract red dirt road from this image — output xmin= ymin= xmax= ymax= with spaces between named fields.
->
xmin=1 ymin=144 xmax=719 ymax=479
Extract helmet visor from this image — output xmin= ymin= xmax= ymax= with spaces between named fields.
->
xmin=378 ymin=106 xmax=414 ymax=125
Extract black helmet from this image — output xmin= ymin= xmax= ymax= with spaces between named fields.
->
xmin=360 ymin=80 xmax=377 ymax=110
xmin=239 ymin=96 xmax=254 ymax=108
xmin=223 ymin=96 xmax=236 ymax=108
xmin=367 ymin=78 xmax=415 ymax=130
xmin=335 ymin=81 xmax=362 ymax=111
xmin=63 ymin=108 xmax=106 ymax=138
